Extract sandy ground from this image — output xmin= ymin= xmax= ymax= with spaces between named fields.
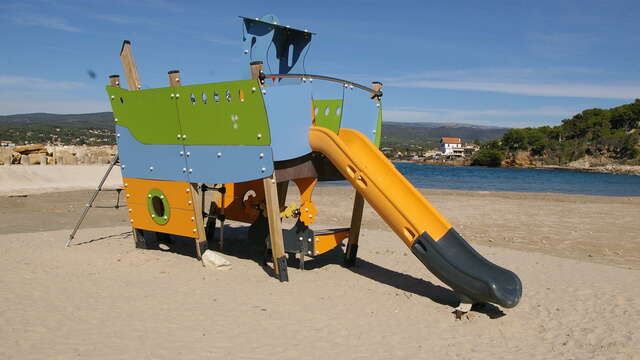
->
xmin=1 ymin=166 xmax=639 ymax=359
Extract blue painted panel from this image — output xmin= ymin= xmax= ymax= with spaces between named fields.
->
xmin=116 ymin=125 xmax=189 ymax=182
xmin=341 ymin=88 xmax=381 ymax=143
xmin=262 ymin=82 xmax=313 ymax=161
xmin=311 ymin=79 xmax=345 ymax=101
xmin=184 ymin=145 xmax=274 ymax=183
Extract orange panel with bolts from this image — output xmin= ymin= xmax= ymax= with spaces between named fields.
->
xmin=314 ymin=230 xmax=350 ymax=255
xmin=123 ymin=177 xmax=194 ymax=210
xmin=127 ymin=202 xmax=199 ymax=238
xmin=122 ymin=177 xmax=199 ymax=238
xmin=215 ymin=180 xmax=265 ymax=224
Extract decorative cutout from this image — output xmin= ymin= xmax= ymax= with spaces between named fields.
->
xmin=314 ymin=107 xmax=319 ymax=116
xmin=324 ymin=106 xmax=330 ymax=116
xmin=225 ymin=89 xmax=231 ymax=102
xmin=201 ymin=92 xmax=207 ymax=104
xmin=214 ymin=91 xmax=220 ymax=103
xmin=119 ymin=97 xmax=124 ymax=104
xmin=336 ymin=106 xmax=341 ymax=116
xmin=239 ymin=89 xmax=245 ymax=102
xmin=190 ymin=93 xmax=196 ymax=105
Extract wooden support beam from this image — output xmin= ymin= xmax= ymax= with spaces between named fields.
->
xmin=119 ymin=40 xmax=141 ymax=91
xmin=168 ymin=70 xmax=181 ymax=87
xmin=263 ymin=175 xmax=288 ymax=281
xmin=190 ymin=183 xmax=208 ymax=264
xmin=109 ymin=74 xmax=121 ymax=88
xmin=276 ymin=181 xmax=289 ymax=210
xmin=250 ymin=61 xmax=264 ymax=81
xmin=344 ymin=191 xmax=364 ymax=267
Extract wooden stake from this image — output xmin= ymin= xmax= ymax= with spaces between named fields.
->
xmin=190 ymin=183 xmax=208 ymax=263
xmin=263 ymin=175 xmax=288 ymax=281
xmin=344 ymin=191 xmax=364 ymax=267
xmin=120 ymin=40 xmax=141 ymax=91
xmin=109 ymin=74 xmax=121 ymax=88
xmin=168 ymin=70 xmax=181 ymax=87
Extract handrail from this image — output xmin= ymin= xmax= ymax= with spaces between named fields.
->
xmin=262 ymin=73 xmax=382 ymax=97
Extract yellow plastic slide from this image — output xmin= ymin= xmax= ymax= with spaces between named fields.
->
xmin=309 ymin=125 xmax=522 ymax=308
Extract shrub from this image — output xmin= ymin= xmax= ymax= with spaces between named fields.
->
xmin=471 ymin=149 xmax=504 ymax=167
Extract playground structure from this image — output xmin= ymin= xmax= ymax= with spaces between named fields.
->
xmin=104 ymin=15 xmax=522 ymax=309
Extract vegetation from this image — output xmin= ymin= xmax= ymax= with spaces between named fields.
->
xmin=471 ymin=149 xmax=504 ymax=167
xmin=0 ymin=112 xmax=115 ymax=145
xmin=476 ymin=99 xmax=640 ymax=167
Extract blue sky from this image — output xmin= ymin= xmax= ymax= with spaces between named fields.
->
xmin=1 ymin=0 xmax=639 ymax=127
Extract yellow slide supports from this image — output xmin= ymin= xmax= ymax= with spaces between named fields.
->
xmin=309 ymin=126 xmax=452 ymax=246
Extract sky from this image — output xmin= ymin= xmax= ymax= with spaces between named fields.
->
xmin=1 ymin=0 xmax=639 ymax=127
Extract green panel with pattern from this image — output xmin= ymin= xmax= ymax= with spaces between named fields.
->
xmin=106 ymin=86 xmax=182 ymax=145
xmin=313 ymin=99 xmax=343 ymax=134
xmin=374 ymin=105 xmax=382 ymax=147
xmin=175 ymin=80 xmax=270 ymax=145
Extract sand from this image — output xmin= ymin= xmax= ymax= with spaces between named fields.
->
xmin=1 ymin=166 xmax=639 ymax=359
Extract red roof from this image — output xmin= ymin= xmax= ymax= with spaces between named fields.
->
xmin=440 ymin=137 xmax=462 ymax=144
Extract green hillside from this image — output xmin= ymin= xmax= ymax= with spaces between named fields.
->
xmin=474 ymin=99 xmax=640 ymax=166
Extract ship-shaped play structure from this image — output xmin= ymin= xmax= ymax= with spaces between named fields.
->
xmin=105 ymin=15 xmax=522 ymax=309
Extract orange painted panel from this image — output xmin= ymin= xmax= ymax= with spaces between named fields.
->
xmin=127 ymin=202 xmax=199 ymax=238
xmin=123 ymin=177 xmax=194 ymax=210
xmin=314 ymin=230 xmax=350 ymax=255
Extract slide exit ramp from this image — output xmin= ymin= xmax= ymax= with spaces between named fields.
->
xmin=309 ymin=126 xmax=522 ymax=308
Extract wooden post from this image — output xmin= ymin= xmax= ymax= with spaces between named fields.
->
xmin=120 ymin=40 xmax=141 ymax=91
xmin=190 ymin=183 xmax=208 ymax=263
xmin=250 ymin=61 xmax=264 ymax=81
xmin=344 ymin=191 xmax=364 ymax=267
xmin=109 ymin=74 xmax=121 ymax=88
xmin=371 ymin=81 xmax=383 ymax=102
xmin=263 ymin=175 xmax=288 ymax=281
xmin=168 ymin=70 xmax=181 ymax=87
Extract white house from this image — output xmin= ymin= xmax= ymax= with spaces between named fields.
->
xmin=440 ymin=137 xmax=463 ymax=156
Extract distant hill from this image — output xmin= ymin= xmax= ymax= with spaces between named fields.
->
xmin=381 ymin=122 xmax=510 ymax=151
xmin=0 ymin=112 xmax=508 ymax=148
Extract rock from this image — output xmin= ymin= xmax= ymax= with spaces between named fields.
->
xmin=20 ymin=155 xmax=30 ymax=165
xmin=0 ymin=147 xmax=12 ymax=165
xmin=14 ymin=144 xmax=45 ymax=154
xmin=202 ymin=250 xmax=231 ymax=270
xmin=28 ymin=153 xmax=47 ymax=165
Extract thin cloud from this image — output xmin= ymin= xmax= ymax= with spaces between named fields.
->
xmin=0 ymin=99 xmax=109 ymax=116
xmin=0 ymin=75 xmax=85 ymax=91
xmin=387 ymin=80 xmax=640 ymax=99
xmin=206 ymin=36 xmax=239 ymax=46
xmin=383 ymin=106 xmax=578 ymax=127
xmin=93 ymin=14 xmax=158 ymax=26
xmin=10 ymin=14 xmax=80 ymax=32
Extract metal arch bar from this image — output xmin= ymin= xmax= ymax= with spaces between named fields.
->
xmin=262 ymin=73 xmax=382 ymax=96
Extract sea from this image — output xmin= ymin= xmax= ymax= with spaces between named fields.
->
xmin=320 ymin=163 xmax=640 ymax=197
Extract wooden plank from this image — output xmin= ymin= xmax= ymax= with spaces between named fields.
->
xmin=344 ymin=191 xmax=364 ymax=266
xmin=120 ymin=40 xmax=141 ymax=91
xmin=263 ymin=175 xmax=288 ymax=281
xmin=168 ymin=70 xmax=181 ymax=87
xmin=276 ymin=181 xmax=288 ymax=210
xmin=190 ymin=183 xmax=208 ymax=263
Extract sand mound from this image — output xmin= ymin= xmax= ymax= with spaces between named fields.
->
xmin=0 ymin=165 xmax=122 ymax=195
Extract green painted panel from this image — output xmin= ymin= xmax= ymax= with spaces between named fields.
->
xmin=106 ymin=86 xmax=182 ymax=145
xmin=147 ymin=188 xmax=171 ymax=225
xmin=374 ymin=105 xmax=382 ymax=147
xmin=176 ymin=80 xmax=271 ymax=145
xmin=313 ymin=99 xmax=343 ymax=134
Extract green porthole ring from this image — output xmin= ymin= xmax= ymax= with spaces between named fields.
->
xmin=147 ymin=188 xmax=171 ymax=225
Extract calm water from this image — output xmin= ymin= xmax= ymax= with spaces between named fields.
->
xmin=321 ymin=163 xmax=640 ymax=197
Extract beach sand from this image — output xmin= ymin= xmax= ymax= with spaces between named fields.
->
xmin=1 ymin=166 xmax=639 ymax=359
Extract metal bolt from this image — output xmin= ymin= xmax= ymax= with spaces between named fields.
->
xmin=116 ymin=133 xmax=120 ymax=137
xmin=130 ymin=219 xmax=134 ymax=223
xmin=186 ymin=188 xmax=190 ymax=192
xmin=308 ymin=238 xmax=312 ymax=243
xmin=182 ymin=134 xmax=187 ymax=139
xmin=259 ymin=153 xmax=264 ymax=159
xmin=372 ymin=130 xmax=376 ymax=133
xmin=188 ymin=200 xmax=192 ymax=205
xmin=128 ymin=209 xmax=132 ymax=212
xmin=257 ymin=133 xmax=262 ymax=139
xmin=176 ymin=94 xmax=180 ymax=98
xmin=111 ymin=95 xmax=115 ymax=100
xmin=217 ymin=152 xmax=222 ymax=157
xmin=127 ymin=194 xmax=131 ymax=198
xmin=182 ymin=168 xmax=187 ymax=172
xmin=252 ymin=87 xmax=256 ymax=92
xmin=299 ymin=237 xmax=303 ymax=241
xmin=344 ymin=83 xmax=348 ymax=88
xmin=179 ymin=151 xmax=184 ymax=156
xmin=170 ymin=94 xmax=175 ymax=98
xmin=160 ymin=195 xmax=164 ymax=199
xmin=163 ymin=216 xmax=167 ymax=219
xmin=188 ymin=168 xmax=193 ymax=173
xmin=121 ymin=165 xmax=126 ymax=168
xmin=114 ymin=118 xmax=118 ymax=122
xmin=307 ymin=250 xmax=312 ymax=255
xmin=186 ymin=151 xmax=190 ymax=157
xmin=244 ymin=49 xmax=248 ymax=54
xmin=124 ymin=183 xmax=128 ymax=187
xmin=261 ymin=89 xmax=266 ymax=95
xmin=261 ymin=167 xmax=266 ymax=172
xmin=191 ymin=216 xmax=195 ymax=221
xmin=151 ymin=214 xmax=155 ymax=217
xmin=308 ymin=214 xmax=313 ymax=218
xmin=149 ymin=166 xmax=154 ymax=171
xmin=177 ymin=134 xmax=181 ymax=139
xmin=193 ymin=228 xmax=197 ymax=233
xmin=376 ymin=103 xmax=380 ymax=107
